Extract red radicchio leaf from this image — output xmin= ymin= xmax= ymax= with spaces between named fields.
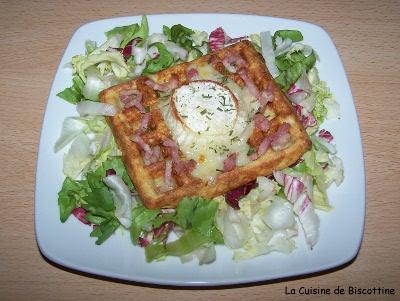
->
xmin=72 ymin=207 xmax=91 ymax=225
xmin=225 ymin=180 xmax=257 ymax=209
xmin=153 ymin=222 xmax=175 ymax=239
xmin=318 ymin=129 xmax=334 ymax=143
xmin=113 ymin=38 xmax=142 ymax=60
xmin=138 ymin=237 xmax=150 ymax=247
xmin=106 ymin=168 xmax=116 ymax=176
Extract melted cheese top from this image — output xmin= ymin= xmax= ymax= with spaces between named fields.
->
xmin=159 ymin=62 xmax=260 ymax=183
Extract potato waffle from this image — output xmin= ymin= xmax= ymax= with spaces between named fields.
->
xmin=100 ymin=40 xmax=311 ymax=208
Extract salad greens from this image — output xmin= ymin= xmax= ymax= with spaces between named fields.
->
xmin=143 ymin=42 xmax=174 ymax=74
xmin=131 ymin=197 xmax=223 ymax=262
xmin=55 ymin=16 xmax=344 ymax=264
xmin=58 ymin=157 xmax=134 ymax=244
xmin=105 ymin=14 xmax=149 ymax=48
xmin=56 ymin=76 xmax=85 ymax=104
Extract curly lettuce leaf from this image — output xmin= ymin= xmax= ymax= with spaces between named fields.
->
xmin=72 ymin=51 xmax=129 ymax=81
xmin=105 ymin=15 xmax=149 ymax=48
xmin=308 ymin=68 xmax=340 ymax=123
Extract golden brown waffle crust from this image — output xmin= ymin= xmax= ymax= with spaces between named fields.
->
xmin=100 ymin=40 xmax=311 ymax=209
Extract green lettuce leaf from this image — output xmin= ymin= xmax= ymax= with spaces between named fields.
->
xmin=143 ymin=42 xmax=174 ymax=74
xmin=275 ymin=51 xmax=316 ymax=91
xmin=90 ymin=217 xmax=120 ymax=245
xmin=169 ymin=24 xmax=194 ymax=51
xmin=273 ymin=30 xmax=303 ymax=48
xmin=82 ymin=187 xmax=115 ymax=219
xmin=56 ymin=75 xmax=84 ymax=104
xmin=139 ymin=197 xmax=223 ymax=262
xmin=145 ymin=230 xmax=211 ymax=262
xmin=163 ymin=24 xmax=208 ymax=61
xmin=105 ymin=15 xmax=149 ymax=48
xmin=130 ymin=205 xmax=161 ymax=244
xmin=57 ymin=157 xmax=134 ymax=244
xmin=58 ymin=177 xmax=89 ymax=222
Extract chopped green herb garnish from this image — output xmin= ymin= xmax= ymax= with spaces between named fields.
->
xmin=247 ymin=147 xmax=256 ymax=155
xmin=230 ymin=136 xmax=240 ymax=143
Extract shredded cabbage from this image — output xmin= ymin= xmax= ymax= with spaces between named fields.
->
xmin=309 ymin=68 xmax=340 ymax=123
xmin=216 ymin=188 xmax=298 ymax=261
xmin=56 ymin=116 xmax=120 ymax=179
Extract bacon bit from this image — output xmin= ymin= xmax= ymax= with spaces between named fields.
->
xmin=164 ymin=160 xmax=173 ymax=187
xmin=225 ymin=180 xmax=257 ymax=209
xmin=254 ymin=113 xmax=270 ymax=132
xmin=256 ymin=136 xmax=273 ymax=159
xmin=251 ymin=123 xmax=291 ymax=160
xmin=187 ymin=67 xmax=199 ymax=81
xmin=72 ymin=208 xmax=91 ymax=225
xmin=209 ymin=27 xmax=226 ymax=52
xmin=271 ymin=123 xmax=291 ymax=151
xmin=249 ymin=152 xmax=259 ymax=161
xmin=223 ymin=152 xmax=238 ymax=172
xmin=257 ymin=89 xmax=274 ymax=108
xmin=292 ymin=103 xmax=317 ymax=128
xmin=318 ymin=129 xmax=334 ymax=143
xmin=136 ymin=112 xmax=151 ymax=135
xmin=119 ymin=89 xmax=146 ymax=113
xmin=145 ymin=75 xmax=179 ymax=92
xmin=132 ymin=134 xmax=152 ymax=153
xmin=222 ymin=53 xmax=248 ymax=73
xmin=162 ymin=138 xmax=178 ymax=148
xmin=144 ymin=145 xmax=161 ymax=165
xmin=237 ymin=67 xmax=259 ymax=97
xmin=163 ymin=139 xmax=197 ymax=175
xmin=174 ymin=159 xmax=197 ymax=174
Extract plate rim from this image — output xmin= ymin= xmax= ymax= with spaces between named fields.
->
xmin=34 ymin=13 xmax=366 ymax=286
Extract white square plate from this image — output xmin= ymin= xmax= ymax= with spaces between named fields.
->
xmin=35 ymin=14 xmax=365 ymax=286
